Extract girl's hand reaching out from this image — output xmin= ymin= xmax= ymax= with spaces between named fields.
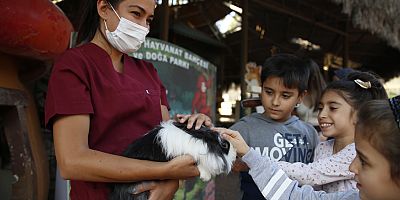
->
xmin=212 ymin=128 xmax=250 ymax=157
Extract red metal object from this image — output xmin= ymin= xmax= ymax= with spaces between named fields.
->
xmin=0 ymin=0 xmax=73 ymax=60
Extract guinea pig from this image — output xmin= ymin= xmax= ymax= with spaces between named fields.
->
xmin=109 ymin=120 xmax=237 ymax=200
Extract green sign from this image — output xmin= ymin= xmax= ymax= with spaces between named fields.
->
xmin=130 ymin=38 xmax=217 ymax=121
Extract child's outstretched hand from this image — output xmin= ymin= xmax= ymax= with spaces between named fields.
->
xmin=212 ymin=128 xmax=250 ymax=157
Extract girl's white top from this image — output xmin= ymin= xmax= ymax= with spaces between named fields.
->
xmin=277 ymin=139 xmax=357 ymax=192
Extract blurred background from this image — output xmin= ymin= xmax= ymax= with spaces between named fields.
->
xmin=1 ymin=0 xmax=400 ymax=199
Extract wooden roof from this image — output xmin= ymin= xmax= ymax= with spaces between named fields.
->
xmin=58 ymin=0 xmax=400 ymax=87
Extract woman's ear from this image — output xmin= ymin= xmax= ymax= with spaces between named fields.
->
xmin=97 ymin=0 xmax=110 ymax=20
xmin=297 ymin=90 xmax=307 ymax=104
xmin=303 ymin=90 xmax=309 ymax=97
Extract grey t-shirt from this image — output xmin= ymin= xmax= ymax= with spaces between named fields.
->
xmin=230 ymin=113 xmax=319 ymax=199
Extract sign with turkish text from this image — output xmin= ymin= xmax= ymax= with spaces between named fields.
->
xmin=130 ymin=37 xmax=217 ymax=122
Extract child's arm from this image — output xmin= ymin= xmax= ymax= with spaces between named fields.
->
xmin=229 ymin=120 xmax=251 ymax=172
xmin=243 ymin=149 xmax=358 ymax=200
xmin=215 ymin=128 xmax=359 ymax=200
xmin=276 ymin=146 xmax=355 ymax=186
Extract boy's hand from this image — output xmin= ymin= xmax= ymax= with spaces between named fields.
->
xmin=212 ymin=128 xmax=250 ymax=157
xmin=232 ymin=158 xmax=249 ymax=172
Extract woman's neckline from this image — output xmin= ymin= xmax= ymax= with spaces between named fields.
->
xmin=88 ymin=42 xmax=127 ymax=74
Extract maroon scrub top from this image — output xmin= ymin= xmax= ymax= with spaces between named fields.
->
xmin=45 ymin=43 xmax=169 ymax=200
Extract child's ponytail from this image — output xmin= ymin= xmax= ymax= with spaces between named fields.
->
xmin=346 ymin=72 xmax=388 ymax=106
xmin=323 ymin=71 xmax=388 ymax=110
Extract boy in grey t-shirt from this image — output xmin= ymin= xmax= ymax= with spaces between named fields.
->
xmin=230 ymin=54 xmax=319 ymax=200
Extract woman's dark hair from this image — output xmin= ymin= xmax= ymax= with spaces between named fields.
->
xmin=76 ymin=0 xmax=121 ymax=44
xmin=261 ymin=54 xmax=309 ymax=93
xmin=357 ymin=99 xmax=400 ymax=184
xmin=304 ymin=59 xmax=326 ymax=111
xmin=322 ymin=71 xmax=388 ymax=111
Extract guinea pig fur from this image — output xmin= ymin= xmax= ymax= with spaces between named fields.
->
xmin=109 ymin=120 xmax=237 ymax=200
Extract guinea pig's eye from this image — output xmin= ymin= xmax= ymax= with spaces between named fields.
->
xmin=217 ymin=135 xmax=230 ymax=153
xmin=220 ymin=141 xmax=228 ymax=149
xmin=219 ymin=140 xmax=230 ymax=154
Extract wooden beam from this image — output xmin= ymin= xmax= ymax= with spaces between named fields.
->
xmin=297 ymin=1 xmax=346 ymax=22
xmin=251 ymin=0 xmax=348 ymax=36
xmin=197 ymin=4 xmax=222 ymax=40
xmin=179 ymin=10 xmax=201 ymax=20
xmin=343 ymin=19 xmax=349 ymax=67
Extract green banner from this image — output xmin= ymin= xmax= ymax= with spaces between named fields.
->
xmin=130 ymin=38 xmax=217 ymax=122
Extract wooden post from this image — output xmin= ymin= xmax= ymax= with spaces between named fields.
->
xmin=240 ymin=0 xmax=249 ymax=117
xmin=159 ymin=0 xmax=170 ymax=41
xmin=343 ymin=19 xmax=349 ymax=67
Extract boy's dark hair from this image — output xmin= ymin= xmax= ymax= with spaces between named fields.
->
xmin=77 ymin=0 xmax=122 ymax=44
xmin=261 ymin=54 xmax=309 ymax=93
xmin=323 ymin=71 xmax=388 ymax=111
xmin=357 ymin=99 xmax=400 ymax=184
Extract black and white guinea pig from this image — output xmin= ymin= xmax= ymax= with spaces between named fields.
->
xmin=109 ymin=120 xmax=237 ymax=200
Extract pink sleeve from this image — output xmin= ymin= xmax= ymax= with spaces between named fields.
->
xmin=277 ymin=144 xmax=356 ymax=186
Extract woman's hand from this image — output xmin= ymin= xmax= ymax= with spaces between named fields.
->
xmin=131 ymin=180 xmax=179 ymax=200
xmin=212 ymin=128 xmax=250 ymax=157
xmin=166 ymin=155 xmax=200 ymax=179
xmin=131 ymin=155 xmax=199 ymax=199
xmin=175 ymin=113 xmax=213 ymax=129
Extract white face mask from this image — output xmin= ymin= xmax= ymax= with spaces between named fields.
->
xmin=104 ymin=4 xmax=149 ymax=54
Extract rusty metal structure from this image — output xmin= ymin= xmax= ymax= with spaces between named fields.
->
xmin=0 ymin=0 xmax=73 ymax=199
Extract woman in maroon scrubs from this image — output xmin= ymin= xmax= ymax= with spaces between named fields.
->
xmin=45 ymin=0 xmax=212 ymax=199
